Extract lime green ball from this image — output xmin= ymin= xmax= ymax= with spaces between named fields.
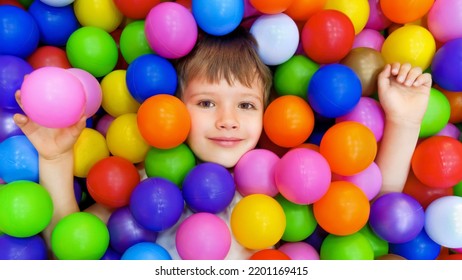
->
xmin=275 ymin=194 xmax=317 ymax=242
xmin=120 ymin=20 xmax=154 ymax=64
xmin=0 ymin=181 xmax=53 ymax=238
xmin=66 ymin=26 xmax=118 ymax=78
xmin=273 ymin=55 xmax=319 ymax=98
xmin=453 ymin=180 xmax=462 ymax=197
xmin=320 ymin=232 xmax=374 ymax=260
xmin=51 ymin=212 xmax=109 ymax=260
xmin=359 ymin=224 xmax=389 ymax=259
xmin=420 ymin=87 xmax=451 ymax=138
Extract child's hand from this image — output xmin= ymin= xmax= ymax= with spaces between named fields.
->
xmin=377 ymin=63 xmax=432 ymax=126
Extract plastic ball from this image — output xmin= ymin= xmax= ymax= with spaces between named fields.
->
xmin=73 ymin=128 xmax=109 ymax=178
xmin=436 ymin=86 xmax=462 ymax=122
xmin=121 ymin=242 xmax=171 ymax=260
xmin=73 ymin=0 xmax=123 ymax=33
xmin=278 ymin=242 xmax=320 ymax=260
xmin=381 ymin=0 xmax=434 ymax=24
xmin=263 ymin=95 xmax=315 ymax=148
xmin=320 ymin=232 xmax=374 ymax=260
xmin=0 ymin=108 xmax=23 ymax=142
xmin=411 ymin=136 xmax=462 ymax=189
xmin=389 ymin=229 xmax=441 ymax=260
xmin=381 ymin=25 xmax=436 ymax=70
xmin=129 ymin=177 xmax=184 ymax=232
xmin=95 ymin=114 xmax=115 ymax=137
xmin=369 ymin=192 xmax=425 ymax=244
xmin=352 ymin=29 xmax=385 ymax=52
xmin=137 ymin=94 xmax=190 ymax=149
xmin=66 ymin=26 xmax=118 ymax=78
xmin=358 ymin=224 xmax=389 ymax=259
xmin=0 ymin=234 xmax=47 ymax=260
xmin=274 ymin=148 xmax=331 ymax=204
xmin=145 ymin=2 xmax=198 ymax=59
xmin=144 ymin=144 xmax=196 ymax=187
xmin=365 ymin=0 xmax=392 ymax=31
xmin=27 ymin=46 xmax=71 ymax=69
xmin=101 ymin=70 xmax=140 ymax=117
xmin=106 ymin=113 xmax=150 ymax=163
xmin=0 ymin=5 xmax=39 ymax=58
xmin=230 ymin=194 xmax=286 ymax=250
xmin=100 ymin=247 xmax=121 ymax=260
xmin=404 ymin=170 xmax=453 ymax=210
xmin=376 ymin=254 xmax=406 ymax=260
xmin=325 ymin=0 xmax=370 ymax=34
xmin=432 ymin=38 xmax=462 ymax=92
xmin=0 ymin=55 xmax=32 ymax=110
xmin=107 ymin=206 xmax=158 ymax=254
xmin=284 ymin=0 xmax=326 ymax=22
xmin=67 ymin=68 xmax=102 ymax=117
xmin=249 ymin=0 xmax=294 ymax=14
xmin=114 ymin=0 xmax=160 ymax=19
xmin=234 ymin=148 xmax=279 ymax=197
xmin=332 ymin=162 xmax=382 ymax=201
xmin=308 ymin=64 xmax=362 ymax=118
xmin=0 ymin=135 xmax=38 ymax=183
xmin=119 ymin=20 xmax=154 ymax=64
xmin=425 ymin=196 xmax=462 ymax=248
xmin=192 ymin=0 xmax=244 ymax=36
xmin=436 ymin=123 xmax=461 ymax=139
xmin=427 ymin=0 xmax=462 ymax=43
xmin=39 ymin=0 xmax=75 ymax=7
xmin=51 ymin=212 xmax=110 ymax=260
xmin=301 ymin=9 xmax=355 ymax=64
xmin=249 ymin=249 xmax=290 ymax=260
xmin=249 ymin=13 xmax=299 ymax=66
xmin=419 ymin=87 xmax=450 ymax=138
xmin=126 ymin=54 xmax=177 ymax=103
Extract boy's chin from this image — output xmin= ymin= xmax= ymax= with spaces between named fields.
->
xmin=196 ymin=155 xmax=240 ymax=170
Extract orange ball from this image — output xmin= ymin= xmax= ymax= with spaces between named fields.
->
xmin=313 ymin=181 xmax=370 ymax=236
xmin=380 ymin=0 xmax=435 ymax=24
xmin=249 ymin=0 xmax=295 ymax=14
xmin=319 ymin=121 xmax=377 ymax=176
xmin=263 ymin=95 xmax=315 ymax=148
xmin=249 ymin=249 xmax=291 ymax=260
xmin=285 ymin=0 xmax=326 ymax=21
xmin=137 ymin=94 xmax=191 ymax=149
xmin=435 ymin=85 xmax=462 ymax=124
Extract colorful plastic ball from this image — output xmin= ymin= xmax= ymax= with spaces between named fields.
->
xmin=376 ymin=254 xmax=406 ymax=260
xmin=369 ymin=192 xmax=425 ymax=244
xmin=101 ymin=70 xmax=140 ymax=117
xmin=106 ymin=113 xmax=150 ymax=163
xmin=308 ymin=64 xmax=362 ymax=118
xmin=234 ymin=148 xmax=279 ymax=197
xmin=273 ymin=55 xmax=319 ymax=99
xmin=39 ymin=0 xmax=75 ymax=7
xmin=436 ymin=123 xmax=461 ymax=139
xmin=278 ymin=242 xmax=320 ymax=260
xmin=126 ymin=54 xmax=177 ymax=103
xmin=411 ymin=136 xmax=462 ymax=189
xmin=425 ymin=196 xmax=462 ymax=248
xmin=0 ymin=135 xmax=38 ymax=183
xmin=67 ymin=68 xmax=102 ymax=118
xmin=230 ymin=194 xmax=286 ymax=250
xmin=114 ymin=0 xmax=160 ymax=19
xmin=358 ymin=224 xmax=389 ymax=259
xmin=0 ymin=55 xmax=32 ymax=110
xmin=0 ymin=108 xmax=23 ymax=142
xmin=437 ymin=86 xmax=462 ymax=123
xmin=121 ymin=242 xmax=171 ymax=260
xmin=301 ymin=9 xmax=355 ymax=64
xmin=432 ymin=38 xmax=462 ymax=92
xmin=427 ymin=0 xmax=462 ymax=43
xmin=145 ymin=2 xmax=198 ymax=59
xmin=107 ymin=206 xmax=158 ymax=254
xmin=27 ymin=46 xmax=71 ymax=69
xmin=66 ymin=26 xmax=119 ymax=78
xmin=325 ymin=0 xmax=370 ymax=34
xmin=73 ymin=128 xmax=109 ymax=178
xmin=249 ymin=13 xmax=299 ymax=66
xmin=404 ymin=171 xmax=453 ymax=210
xmin=249 ymin=249 xmax=290 ymax=260
xmin=0 ymin=5 xmax=39 ymax=58
xmin=420 ymin=87 xmax=450 ymax=138
xmin=274 ymin=148 xmax=331 ymax=204
xmin=332 ymin=162 xmax=382 ymax=201
xmin=284 ymin=0 xmax=326 ymax=22
xmin=0 ymin=234 xmax=47 ymax=260
xmin=263 ymin=95 xmax=315 ymax=148
xmin=51 ymin=212 xmax=110 ymax=260
xmin=137 ymin=94 xmax=190 ymax=149
xmin=381 ymin=25 xmax=436 ymax=70
xmin=365 ymin=0 xmax=391 ymax=30
xmin=129 ymin=177 xmax=184 ymax=232
xmin=320 ymin=232 xmax=374 ymax=260
xmin=95 ymin=114 xmax=115 ymax=137
xmin=389 ymin=229 xmax=441 ymax=260
xmin=119 ymin=21 xmax=153 ymax=64
xmin=380 ymin=0 xmax=434 ymax=24
xmin=73 ymin=0 xmax=123 ymax=33
xmin=192 ymin=0 xmax=244 ymax=36
xmin=249 ymin=0 xmax=294 ymax=14
xmin=100 ymin=247 xmax=121 ymax=260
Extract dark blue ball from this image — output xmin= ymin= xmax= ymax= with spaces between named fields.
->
xmin=0 ymin=234 xmax=47 ymax=260
xmin=431 ymin=38 xmax=462 ymax=91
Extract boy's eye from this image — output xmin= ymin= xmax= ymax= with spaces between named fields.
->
xmin=238 ymin=102 xmax=256 ymax=110
xmin=197 ymin=100 xmax=215 ymax=108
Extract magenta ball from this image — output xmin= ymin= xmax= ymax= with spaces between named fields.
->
xmin=274 ymin=148 xmax=331 ymax=205
xmin=67 ymin=68 xmax=102 ymax=117
xmin=176 ymin=212 xmax=231 ymax=260
xmin=234 ymin=149 xmax=279 ymax=197
xmin=436 ymin=123 xmax=461 ymax=139
xmin=20 ymin=66 xmax=86 ymax=128
xmin=365 ymin=0 xmax=392 ymax=31
xmin=145 ymin=2 xmax=197 ymax=59
xmin=278 ymin=242 xmax=320 ymax=260
xmin=332 ymin=162 xmax=382 ymax=201
xmin=95 ymin=114 xmax=115 ymax=137
xmin=352 ymin=29 xmax=385 ymax=52
xmin=427 ymin=0 xmax=462 ymax=43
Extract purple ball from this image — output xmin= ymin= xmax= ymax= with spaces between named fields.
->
xmin=432 ymin=38 xmax=462 ymax=91
xmin=100 ymin=246 xmax=121 ymax=260
xmin=0 ymin=108 xmax=24 ymax=142
xmin=0 ymin=234 xmax=47 ymax=260
xmin=182 ymin=162 xmax=236 ymax=214
xmin=0 ymin=55 xmax=33 ymax=110
xmin=129 ymin=177 xmax=184 ymax=232
xmin=369 ymin=192 xmax=425 ymax=244
xmin=107 ymin=206 xmax=158 ymax=254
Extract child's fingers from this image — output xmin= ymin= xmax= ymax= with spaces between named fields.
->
xmin=390 ymin=62 xmax=403 ymax=76
xmin=377 ymin=64 xmax=392 ymax=89
xmin=13 ymin=113 xmax=28 ymax=127
xmin=395 ymin=63 xmax=412 ymax=83
xmin=413 ymin=73 xmax=432 ymax=88
xmin=403 ymin=66 xmax=423 ymax=86
xmin=15 ymin=90 xmax=25 ymax=111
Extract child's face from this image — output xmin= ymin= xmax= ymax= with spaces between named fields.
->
xmin=181 ymin=77 xmax=265 ymax=168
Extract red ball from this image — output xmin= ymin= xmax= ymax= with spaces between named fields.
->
xmin=87 ymin=156 xmax=141 ymax=208
xmin=114 ymin=0 xmax=161 ymax=19
xmin=249 ymin=249 xmax=291 ymax=260
xmin=27 ymin=46 xmax=71 ymax=69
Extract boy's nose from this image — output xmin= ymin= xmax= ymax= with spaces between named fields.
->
xmin=216 ymin=109 xmax=239 ymax=130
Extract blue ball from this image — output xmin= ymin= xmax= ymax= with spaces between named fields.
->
xmin=192 ymin=0 xmax=244 ymax=36
xmin=0 ymin=5 xmax=40 ymax=58
xmin=431 ymin=38 xmax=462 ymax=91
xmin=126 ymin=54 xmax=177 ymax=103
xmin=182 ymin=162 xmax=236 ymax=214
xmin=0 ymin=234 xmax=47 ymax=260
xmin=0 ymin=108 xmax=24 ymax=142
xmin=0 ymin=55 xmax=33 ymax=110
xmin=0 ymin=135 xmax=39 ymax=183
xmin=389 ymin=229 xmax=441 ymax=260
xmin=121 ymin=242 xmax=172 ymax=260
xmin=100 ymin=247 xmax=121 ymax=260
xmin=308 ymin=64 xmax=362 ymax=118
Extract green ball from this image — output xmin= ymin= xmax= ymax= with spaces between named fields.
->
xmin=320 ymin=232 xmax=374 ymax=260
xmin=453 ymin=180 xmax=462 ymax=197
xmin=18 ymin=0 xmax=33 ymax=8
xmin=275 ymin=194 xmax=317 ymax=242
xmin=66 ymin=26 xmax=118 ymax=78
xmin=273 ymin=55 xmax=319 ymax=99
xmin=0 ymin=180 xmax=53 ymax=237
xmin=420 ymin=87 xmax=451 ymax=138
xmin=359 ymin=224 xmax=389 ymax=259
xmin=120 ymin=20 xmax=154 ymax=64
xmin=51 ymin=212 xmax=109 ymax=260
xmin=144 ymin=144 xmax=196 ymax=187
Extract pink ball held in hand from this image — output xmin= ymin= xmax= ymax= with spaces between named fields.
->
xmin=20 ymin=66 xmax=86 ymax=128
xmin=67 ymin=68 xmax=102 ymax=118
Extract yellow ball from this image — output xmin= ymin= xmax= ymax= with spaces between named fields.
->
xmin=101 ymin=70 xmax=140 ymax=118
xmin=381 ymin=25 xmax=436 ymax=70
xmin=106 ymin=113 xmax=150 ymax=163
xmin=230 ymin=194 xmax=286 ymax=250
xmin=73 ymin=128 xmax=110 ymax=178
xmin=325 ymin=0 xmax=370 ymax=34
xmin=73 ymin=0 xmax=123 ymax=33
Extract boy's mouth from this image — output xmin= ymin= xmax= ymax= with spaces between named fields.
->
xmin=208 ymin=137 xmax=243 ymax=147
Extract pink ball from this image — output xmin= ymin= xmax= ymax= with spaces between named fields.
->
xmin=332 ymin=162 xmax=382 ymax=201
xmin=278 ymin=242 xmax=320 ymax=260
xmin=234 ymin=149 xmax=280 ymax=197
xmin=176 ymin=212 xmax=231 ymax=260
xmin=20 ymin=66 xmax=86 ymax=128
xmin=274 ymin=148 xmax=331 ymax=205
xmin=365 ymin=0 xmax=392 ymax=31
xmin=428 ymin=0 xmax=462 ymax=43
xmin=67 ymin=68 xmax=102 ymax=117
xmin=145 ymin=2 xmax=198 ymax=59
xmin=436 ymin=123 xmax=461 ymax=139
xmin=352 ymin=29 xmax=385 ymax=52
xmin=96 ymin=114 xmax=115 ymax=137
